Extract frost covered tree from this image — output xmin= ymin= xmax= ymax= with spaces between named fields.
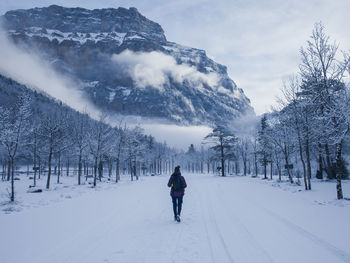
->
xmin=323 ymin=81 xmax=350 ymax=198
xmin=279 ymin=76 xmax=312 ymax=189
xmin=263 ymin=23 xmax=350 ymax=197
xmin=299 ymin=22 xmax=350 ymax=198
xmin=237 ymin=137 xmax=250 ymax=176
xmin=71 ymin=112 xmax=89 ymax=185
xmin=251 ymin=133 xmax=259 ymax=177
xmin=186 ymin=144 xmax=196 ymax=173
xmin=88 ymin=114 xmax=114 ymax=187
xmin=0 ymin=94 xmax=32 ymax=201
xmin=112 ymin=125 xmax=125 ymax=182
xmin=273 ymin=112 xmax=296 ymax=183
xmin=28 ymin=116 xmax=41 ymax=187
xmin=257 ymin=115 xmax=271 ymax=180
xmin=260 ymin=111 xmax=296 ymax=184
xmin=204 ymin=125 xmax=237 ymax=177
xmin=130 ymin=127 xmax=149 ymax=180
xmin=38 ymin=107 xmax=70 ymax=189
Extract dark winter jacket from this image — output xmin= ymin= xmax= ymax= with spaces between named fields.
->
xmin=167 ymin=172 xmax=187 ymax=197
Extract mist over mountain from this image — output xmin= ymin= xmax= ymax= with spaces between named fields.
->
xmin=1 ymin=5 xmax=254 ymax=125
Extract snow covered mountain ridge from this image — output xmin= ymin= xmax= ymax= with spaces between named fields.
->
xmin=2 ymin=5 xmax=254 ymax=125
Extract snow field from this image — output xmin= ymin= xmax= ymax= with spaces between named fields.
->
xmin=0 ymin=173 xmax=350 ymax=263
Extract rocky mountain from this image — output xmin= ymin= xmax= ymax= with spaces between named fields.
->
xmin=1 ymin=5 xmax=254 ymax=125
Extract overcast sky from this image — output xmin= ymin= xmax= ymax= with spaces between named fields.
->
xmin=1 ymin=0 xmax=350 ymax=114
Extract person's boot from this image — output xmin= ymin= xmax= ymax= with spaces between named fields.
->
xmin=176 ymin=215 xmax=181 ymax=222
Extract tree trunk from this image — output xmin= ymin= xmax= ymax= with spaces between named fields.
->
xmin=57 ymin=152 xmax=61 ymax=184
xmin=254 ymin=152 xmax=258 ymax=177
xmin=220 ymin=139 xmax=225 ymax=177
xmin=33 ymin=135 xmax=37 ymax=187
xmin=305 ymin=137 xmax=312 ymax=190
xmin=263 ymin=155 xmax=267 ymax=179
xmin=296 ymin=126 xmax=308 ymax=190
xmin=275 ymin=154 xmax=282 ymax=181
xmin=108 ymin=160 xmax=112 ymax=178
xmin=93 ymin=157 xmax=97 ymax=187
xmin=7 ymin=158 xmax=11 ymax=181
xmin=243 ymin=158 xmax=247 ymax=176
xmin=135 ymin=158 xmax=139 ymax=180
xmin=78 ymin=150 xmax=82 ymax=185
xmin=130 ymin=158 xmax=133 ymax=181
xmin=300 ymin=146 xmax=307 ymax=190
xmin=248 ymin=160 xmax=251 ymax=175
xmin=116 ymin=158 xmax=120 ymax=182
xmin=83 ymin=160 xmax=86 ymax=176
xmin=2 ymin=160 xmax=5 ymax=181
xmin=46 ymin=147 xmax=53 ymax=189
xmin=10 ymin=157 xmax=14 ymax=202
xmin=284 ymin=145 xmax=293 ymax=183
xmin=335 ymin=142 xmax=344 ymax=199
xmin=159 ymin=159 xmax=162 ymax=175
xmin=235 ymin=160 xmax=239 ymax=175
xmin=38 ymin=156 xmax=41 ymax=179
xmin=325 ymin=143 xmax=334 ymax=178
xmin=98 ymin=160 xmax=103 ymax=181
xmin=66 ymin=159 xmax=70 ymax=177
xmin=317 ymin=143 xmax=323 ymax=179
xmin=270 ymin=161 xmax=273 ymax=180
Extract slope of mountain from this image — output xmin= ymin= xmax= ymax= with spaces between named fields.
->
xmin=1 ymin=5 xmax=254 ymax=125
xmin=0 ymin=73 xmax=73 ymax=118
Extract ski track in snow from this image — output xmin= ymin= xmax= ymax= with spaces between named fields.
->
xmin=214 ymin=177 xmax=350 ymax=263
xmin=1 ymin=174 xmax=350 ymax=263
xmin=196 ymin=178 xmax=236 ymax=263
xmin=214 ymin=184 xmax=275 ymax=263
xmin=256 ymin=202 xmax=350 ymax=263
xmin=195 ymin=185 xmax=216 ymax=263
xmin=207 ymin=197 xmax=236 ymax=263
xmin=216 ymin=181 xmax=350 ymax=263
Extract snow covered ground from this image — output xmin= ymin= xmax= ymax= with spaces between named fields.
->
xmin=1 ymin=173 xmax=350 ymax=263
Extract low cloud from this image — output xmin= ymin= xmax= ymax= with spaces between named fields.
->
xmin=108 ymin=113 xmax=212 ymax=150
xmin=0 ymin=26 xmax=100 ymax=119
xmin=229 ymin=112 xmax=259 ymax=137
xmin=141 ymin=123 xmax=212 ymax=150
xmin=112 ymin=50 xmax=220 ymax=91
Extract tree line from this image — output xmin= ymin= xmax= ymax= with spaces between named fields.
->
xmin=0 ymin=82 xmax=179 ymax=201
xmin=1 ymin=23 xmax=349 ymax=201
xmin=263 ymin=22 xmax=350 ymax=199
xmin=194 ymin=23 xmax=349 ymax=200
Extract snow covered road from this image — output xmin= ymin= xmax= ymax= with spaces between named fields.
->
xmin=1 ymin=174 xmax=350 ymax=263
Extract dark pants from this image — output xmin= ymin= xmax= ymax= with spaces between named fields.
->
xmin=172 ymin=196 xmax=183 ymax=216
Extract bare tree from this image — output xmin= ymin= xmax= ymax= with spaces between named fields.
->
xmin=237 ymin=137 xmax=250 ymax=176
xmin=257 ymin=115 xmax=272 ymax=180
xmin=279 ymin=76 xmax=312 ymax=189
xmin=265 ymin=112 xmax=295 ymax=183
xmin=113 ymin=124 xmax=125 ymax=182
xmin=125 ymin=126 xmax=146 ymax=181
xmin=0 ymin=94 xmax=32 ymax=201
xmin=204 ymin=126 xmax=236 ymax=177
xmin=299 ymin=22 xmax=350 ymax=198
xmin=38 ymin=107 xmax=70 ymax=189
xmin=88 ymin=114 xmax=113 ymax=187
xmin=72 ymin=112 xmax=89 ymax=185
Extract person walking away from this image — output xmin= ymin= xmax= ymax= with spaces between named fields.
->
xmin=168 ymin=165 xmax=187 ymax=222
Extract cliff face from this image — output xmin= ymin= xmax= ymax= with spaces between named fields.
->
xmin=2 ymin=5 xmax=254 ymax=125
